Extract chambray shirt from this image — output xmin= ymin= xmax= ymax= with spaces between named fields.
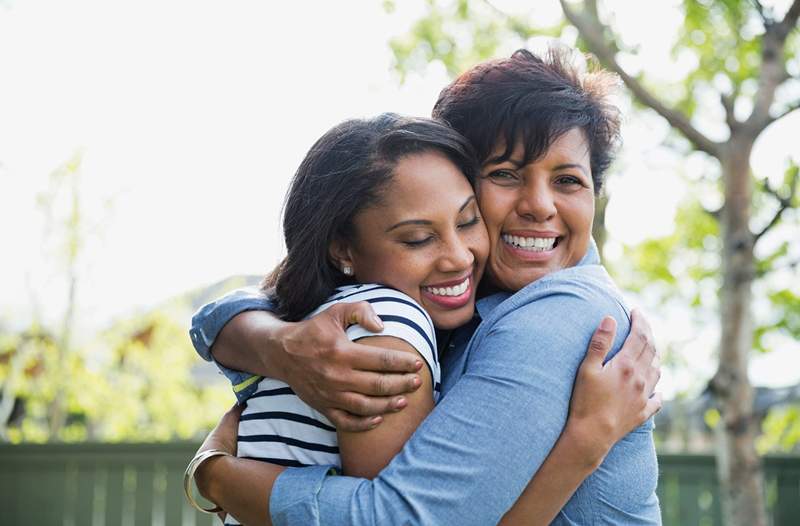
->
xmin=190 ymin=244 xmax=661 ymax=525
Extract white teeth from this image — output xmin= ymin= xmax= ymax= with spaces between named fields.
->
xmin=502 ymin=234 xmax=557 ymax=252
xmin=424 ymin=278 xmax=469 ymax=297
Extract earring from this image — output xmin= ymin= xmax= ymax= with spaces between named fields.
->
xmin=342 ymin=265 xmax=353 ymax=276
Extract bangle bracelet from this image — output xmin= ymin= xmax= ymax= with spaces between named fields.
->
xmin=183 ymin=448 xmax=232 ymax=514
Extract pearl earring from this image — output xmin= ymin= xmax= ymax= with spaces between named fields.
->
xmin=342 ymin=265 xmax=353 ymax=276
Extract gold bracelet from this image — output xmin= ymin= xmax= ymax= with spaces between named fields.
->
xmin=183 ymin=448 xmax=232 ymax=514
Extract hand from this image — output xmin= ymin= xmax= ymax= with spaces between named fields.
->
xmin=567 ymin=309 xmax=662 ymax=463
xmin=277 ymin=301 xmax=425 ymax=431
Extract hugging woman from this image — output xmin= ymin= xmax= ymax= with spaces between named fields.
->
xmin=188 ymin=49 xmax=662 ymax=525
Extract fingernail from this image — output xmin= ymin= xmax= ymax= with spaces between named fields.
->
xmin=600 ymin=317 xmax=614 ymax=332
xmin=395 ymin=397 xmax=407 ymax=410
xmin=412 ymin=376 xmax=421 ymax=388
xmin=414 ymin=360 xmax=423 ymax=370
xmin=372 ymin=314 xmax=384 ymax=329
xmin=370 ymin=416 xmax=382 ymax=428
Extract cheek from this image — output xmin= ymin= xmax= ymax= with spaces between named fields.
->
xmin=477 ymin=189 xmax=507 ymax=239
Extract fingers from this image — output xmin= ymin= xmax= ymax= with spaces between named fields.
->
xmin=642 ymin=392 xmax=663 ymax=421
xmin=644 ymin=351 xmax=661 ymax=396
xmin=335 ymin=391 xmax=409 ymax=417
xmin=325 ymin=408 xmax=383 ymax=432
xmin=346 ymin=341 xmax=424 ymax=374
xmin=342 ymin=370 xmax=421 ymax=397
xmin=629 ymin=309 xmax=656 ymax=361
xmin=584 ymin=316 xmax=617 ymax=367
xmin=330 ymin=301 xmax=384 ymax=332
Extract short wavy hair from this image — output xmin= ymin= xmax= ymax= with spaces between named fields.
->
xmin=432 ymin=47 xmax=621 ymax=194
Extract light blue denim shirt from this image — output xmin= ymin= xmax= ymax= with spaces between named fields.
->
xmin=190 ymin=244 xmax=661 ymax=525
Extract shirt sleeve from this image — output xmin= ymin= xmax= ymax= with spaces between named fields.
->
xmin=188 ymin=287 xmax=277 ymax=401
xmin=343 ymin=289 xmax=440 ymax=400
xmin=270 ymin=278 xmax=631 ymax=526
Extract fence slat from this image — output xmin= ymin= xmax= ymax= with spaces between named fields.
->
xmin=1 ymin=444 xmax=799 ymax=525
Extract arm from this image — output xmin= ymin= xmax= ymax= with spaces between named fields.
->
xmin=196 ymin=334 xmax=435 ymax=523
xmin=200 ymin=287 xmax=659 ymax=525
xmin=193 ymin=405 xmax=283 ymax=526
xmin=338 ymin=336 xmax=435 ymax=478
xmin=499 ymin=311 xmax=662 ymax=525
xmin=190 ymin=289 xmax=424 ymax=430
xmin=269 ymin=285 xmax=642 ymax=525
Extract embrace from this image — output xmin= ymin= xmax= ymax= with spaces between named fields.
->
xmin=186 ymin=48 xmax=662 ymax=525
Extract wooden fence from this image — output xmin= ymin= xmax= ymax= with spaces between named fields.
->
xmin=1 ymin=443 xmax=799 ymax=525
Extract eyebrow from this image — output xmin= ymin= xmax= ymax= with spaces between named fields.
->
xmin=385 ymin=195 xmax=476 ymax=233
xmin=553 ymin=163 xmax=590 ymax=175
xmin=486 ymin=159 xmax=589 ymax=175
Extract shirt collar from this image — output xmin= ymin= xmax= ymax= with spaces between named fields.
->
xmin=475 ymin=238 xmax=601 ymax=319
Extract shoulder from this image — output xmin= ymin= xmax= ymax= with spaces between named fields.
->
xmin=490 ymin=264 xmax=626 ymax=325
xmin=323 ymin=284 xmax=440 ymax=399
xmin=473 ymin=265 xmax=630 ymax=363
xmin=313 ymin=285 xmax=434 ymax=335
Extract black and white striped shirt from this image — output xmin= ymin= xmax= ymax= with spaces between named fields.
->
xmin=226 ymin=285 xmax=438 ymax=525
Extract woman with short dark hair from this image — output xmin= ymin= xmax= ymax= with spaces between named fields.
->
xmin=189 ymin=48 xmax=661 ymax=525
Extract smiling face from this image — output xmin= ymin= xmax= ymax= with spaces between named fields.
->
xmin=336 ymin=150 xmax=489 ymax=329
xmin=477 ymin=128 xmax=595 ymax=292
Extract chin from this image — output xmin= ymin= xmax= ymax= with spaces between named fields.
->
xmin=431 ymin=307 xmax=474 ymax=330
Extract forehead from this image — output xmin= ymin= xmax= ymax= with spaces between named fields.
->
xmin=370 ymin=151 xmax=473 ymax=216
xmin=491 ymin=128 xmax=591 ymax=167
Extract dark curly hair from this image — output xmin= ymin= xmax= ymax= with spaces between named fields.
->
xmin=432 ymin=47 xmax=621 ymax=194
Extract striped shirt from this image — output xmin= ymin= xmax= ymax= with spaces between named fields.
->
xmin=225 ymin=284 xmax=438 ymax=526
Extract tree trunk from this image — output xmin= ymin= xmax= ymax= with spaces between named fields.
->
xmin=592 ymin=193 xmax=608 ymax=261
xmin=713 ymin=134 xmax=767 ymax=526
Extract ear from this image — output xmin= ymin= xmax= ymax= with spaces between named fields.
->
xmin=329 ymin=237 xmax=355 ymax=274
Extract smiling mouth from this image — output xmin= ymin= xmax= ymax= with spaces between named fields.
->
xmin=501 ymin=234 xmax=560 ymax=252
xmin=422 ymin=276 xmax=469 ymax=297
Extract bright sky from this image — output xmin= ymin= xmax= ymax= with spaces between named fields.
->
xmin=1 ymin=0 xmax=798 ymax=396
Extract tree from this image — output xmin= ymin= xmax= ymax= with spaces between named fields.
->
xmin=389 ymin=1 xmax=800 ymax=524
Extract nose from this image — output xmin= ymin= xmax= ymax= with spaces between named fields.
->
xmin=516 ymin=179 xmax=556 ymax=222
xmin=438 ymin=231 xmax=475 ymax=273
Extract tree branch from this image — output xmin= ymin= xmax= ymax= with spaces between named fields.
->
xmin=768 ymin=98 xmax=800 ymax=125
xmin=776 ymin=0 xmax=800 ymax=40
xmin=747 ymin=0 xmax=800 ymax=134
xmin=750 ymin=0 xmax=771 ymax=25
xmin=721 ymin=93 xmax=739 ymax=130
xmin=755 ymin=169 xmax=799 ymax=241
xmin=560 ymin=0 xmax=723 ymax=158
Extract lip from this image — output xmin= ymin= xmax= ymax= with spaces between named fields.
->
xmin=504 ymin=230 xmax=561 ymax=238
xmin=420 ymin=274 xmax=473 ymax=310
xmin=501 ymin=230 xmax=562 ymax=262
xmin=422 ymin=272 xmax=473 ymax=289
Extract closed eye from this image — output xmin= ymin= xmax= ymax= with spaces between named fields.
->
xmin=402 ymin=236 xmax=434 ymax=248
xmin=458 ymin=215 xmax=481 ymax=229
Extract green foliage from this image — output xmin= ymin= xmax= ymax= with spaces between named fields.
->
xmin=387 ymin=0 xmax=563 ymax=80
xmin=758 ymin=405 xmax=800 ymax=453
xmin=389 ymin=0 xmax=800 ymax=455
xmin=1 ymin=306 xmax=232 ymax=443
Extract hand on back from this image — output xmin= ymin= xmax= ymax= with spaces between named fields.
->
xmin=567 ymin=309 xmax=662 ymax=461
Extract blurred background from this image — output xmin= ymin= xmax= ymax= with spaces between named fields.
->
xmin=1 ymin=0 xmax=798 ymax=524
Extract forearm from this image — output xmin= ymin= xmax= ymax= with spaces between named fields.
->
xmin=197 ymin=455 xmax=285 ymax=526
xmin=213 ymin=310 xmax=292 ymax=380
xmin=499 ymin=422 xmax=605 ymax=526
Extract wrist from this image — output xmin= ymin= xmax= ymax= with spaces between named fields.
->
xmin=195 ymin=454 xmax=228 ymax=503
xmin=562 ymin=419 xmax=610 ymax=470
xmin=265 ymin=319 xmax=297 ymax=382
